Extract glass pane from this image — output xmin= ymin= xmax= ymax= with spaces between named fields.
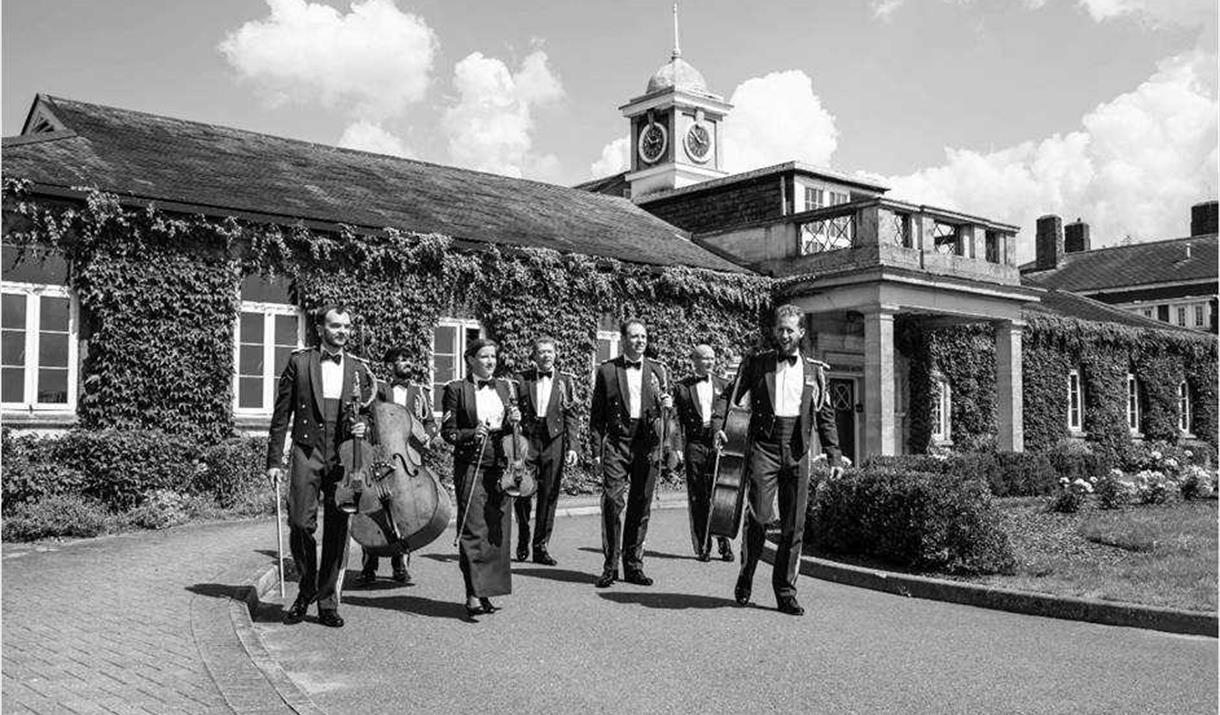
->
xmin=2 ymin=331 xmax=25 ymax=365
xmin=464 ymin=327 xmax=481 ymax=345
xmin=240 ymin=312 xmax=264 ymax=342
xmin=1 ymin=293 xmax=25 ymax=328
xmin=597 ymin=339 xmax=611 ymax=364
xmin=38 ymin=333 xmax=68 ymax=367
xmin=1 ymin=367 xmax=23 ymax=402
xmin=434 ymin=360 xmax=455 ymax=386
xmin=274 ymin=314 xmax=298 ymax=346
xmin=36 ymin=368 xmax=68 ymax=403
xmin=273 ymin=346 xmax=294 ymax=374
xmin=434 ymin=325 xmax=455 ymax=354
xmin=239 ymin=345 xmax=263 ymax=375
xmin=238 ymin=377 xmax=263 ymax=408
xmin=39 ymin=296 xmax=69 ymax=331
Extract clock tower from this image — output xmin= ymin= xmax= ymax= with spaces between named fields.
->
xmin=622 ymin=4 xmax=731 ymax=198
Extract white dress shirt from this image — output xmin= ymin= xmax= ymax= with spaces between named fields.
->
xmin=475 ymin=379 xmax=505 ymax=429
xmin=535 ymin=373 xmax=553 ymax=416
xmin=391 ymin=384 xmax=410 ymax=407
xmin=320 ymin=350 xmax=344 ymax=399
xmin=625 ymin=361 xmax=643 ymax=419
xmin=695 ymin=376 xmax=714 ymax=427
xmin=774 ymin=354 xmax=803 ymax=417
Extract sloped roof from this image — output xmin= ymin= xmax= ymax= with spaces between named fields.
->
xmin=1023 ymin=286 xmax=1199 ymax=332
xmin=2 ymin=95 xmax=745 ymax=273
xmin=1021 ymin=235 xmax=1218 ymax=292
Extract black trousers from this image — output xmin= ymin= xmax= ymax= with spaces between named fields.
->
xmin=684 ymin=437 xmax=732 ymax=556
xmin=360 ymin=550 xmax=406 ymax=575
xmin=738 ymin=419 xmax=809 ymax=600
xmin=455 ymin=443 xmax=512 ymax=598
xmin=514 ymin=431 xmax=565 ymax=553
xmin=287 ymin=399 xmax=349 ymax=610
xmin=600 ymin=420 xmax=657 ymax=574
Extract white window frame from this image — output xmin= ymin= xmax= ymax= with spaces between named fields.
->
xmin=804 ymin=187 xmax=826 ymax=212
xmin=0 ymin=282 xmax=78 ymax=412
xmin=1126 ymin=373 xmax=1141 ymax=435
xmin=930 ymin=378 xmax=951 ymax=443
xmin=594 ymin=330 xmax=622 ymax=384
xmin=1176 ymin=306 xmax=1187 ymax=326
xmin=232 ymin=300 xmax=305 ymax=416
xmin=1179 ymin=381 xmax=1193 ymax=435
xmin=431 ymin=317 xmax=483 ymax=415
xmin=1067 ymin=369 xmax=1084 ymax=433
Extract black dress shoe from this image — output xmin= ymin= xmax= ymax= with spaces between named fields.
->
xmin=318 ymin=608 xmax=345 ymax=627
xmin=776 ymin=596 xmax=805 ymax=616
xmin=479 ymin=598 xmax=499 ymax=614
xmin=516 ymin=546 xmax=530 ymax=562
xmin=623 ymin=571 xmax=654 ymax=586
xmin=532 ymin=551 xmax=557 ymax=566
xmin=696 ymin=551 xmax=711 ymax=562
xmin=355 ymin=571 xmax=376 ymax=586
xmin=392 ymin=568 xmax=410 ymax=584
xmin=719 ymin=541 xmax=735 ymax=562
xmin=734 ymin=577 xmax=751 ymax=606
xmin=595 ymin=570 xmax=617 ymax=588
xmin=283 ymin=596 xmax=311 ymax=625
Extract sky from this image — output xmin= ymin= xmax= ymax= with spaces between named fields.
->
xmin=3 ymin=0 xmax=1217 ymax=260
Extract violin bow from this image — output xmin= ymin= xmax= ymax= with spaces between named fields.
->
xmin=453 ymin=423 xmax=490 ymax=547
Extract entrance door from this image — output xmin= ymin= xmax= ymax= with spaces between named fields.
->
xmin=828 ymin=377 xmax=857 ymax=465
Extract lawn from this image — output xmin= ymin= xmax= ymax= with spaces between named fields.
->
xmin=959 ymin=498 xmax=1218 ymax=612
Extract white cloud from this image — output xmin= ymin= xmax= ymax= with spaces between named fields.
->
xmin=443 ymin=50 xmax=564 ymax=179
xmin=218 ymin=0 xmax=439 ymax=120
xmin=870 ymin=0 xmax=907 ymax=20
xmin=884 ymin=51 xmax=1218 ymax=259
xmin=722 ymin=70 xmax=839 ymax=174
xmin=1075 ymin=0 xmax=1216 ymax=28
xmin=590 ymin=136 xmax=630 ymax=178
xmin=337 ymin=121 xmax=414 ymax=158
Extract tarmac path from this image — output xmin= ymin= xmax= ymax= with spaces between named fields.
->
xmin=256 ymin=508 xmax=1218 ymax=714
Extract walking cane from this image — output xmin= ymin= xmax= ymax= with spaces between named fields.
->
xmin=274 ymin=471 xmax=285 ymax=598
xmin=453 ymin=427 xmax=490 ymax=547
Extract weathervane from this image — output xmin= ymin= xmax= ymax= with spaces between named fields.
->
xmin=672 ymin=2 xmax=681 ymax=60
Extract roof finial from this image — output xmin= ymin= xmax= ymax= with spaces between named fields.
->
xmin=672 ymin=2 xmax=681 ymax=59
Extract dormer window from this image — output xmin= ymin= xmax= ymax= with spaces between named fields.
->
xmin=804 ymin=187 xmax=825 ymax=212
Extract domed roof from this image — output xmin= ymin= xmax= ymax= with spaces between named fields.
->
xmin=646 ymin=56 xmax=709 ymax=95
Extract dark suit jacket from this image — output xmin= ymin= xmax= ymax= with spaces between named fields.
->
xmin=589 ymin=355 xmax=668 ymax=450
xmin=266 ymin=347 xmax=376 ymax=470
xmin=673 ymin=373 xmax=728 ymax=450
xmin=441 ymin=376 xmax=517 ymax=465
xmin=711 ymin=350 xmax=841 ymax=466
xmin=376 ymin=380 xmax=438 ymax=439
xmin=516 ymin=367 xmax=579 ymax=445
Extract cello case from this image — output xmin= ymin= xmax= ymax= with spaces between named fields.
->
xmin=349 ymin=400 xmax=453 ymax=556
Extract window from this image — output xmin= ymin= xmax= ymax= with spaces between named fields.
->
xmin=1067 ymin=369 xmax=1083 ymax=432
xmin=803 ymin=187 xmax=825 ymax=212
xmin=829 ymin=191 xmax=849 ymax=206
xmin=932 ymin=221 xmax=960 ymax=255
xmin=1194 ymin=304 xmax=1205 ymax=327
xmin=800 ymin=216 xmax=854 ymax=254
xmin=930 ymin=378 xmax=951 ymax=442
xmin=1176 ymin=306 xmax=1187 ymax=326
xmin=1 ymin=284 xmax=77 ymax=410
xmin=432 ymin=318 xmax=483 ymax=412
xmin=1142 ymin=308 xmax=1154 ymax=318
xmin=1179 ymin=381 xmax=1192 ymax=434
xmin=595 ymin=330 xmax=620 ymax=365
xmin=233 ymin=302 xmax=304 ymax=414
xmin=1157 ymin=305 xmax=1169 ymax=322
xmin=1126 ymin=373 xmax=1141 ymax=434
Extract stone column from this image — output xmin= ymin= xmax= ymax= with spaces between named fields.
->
xmin=863 ymin=307 xmax=898 ymax=457
xmin=994 ymin=319 xmax=1025 ymax=452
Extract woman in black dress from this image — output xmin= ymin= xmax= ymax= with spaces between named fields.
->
xmin=442 ymin=338 xmax=520 ymax=617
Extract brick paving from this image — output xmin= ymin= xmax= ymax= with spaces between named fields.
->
xmin=2 ymin=518 xmax=287 ymax=714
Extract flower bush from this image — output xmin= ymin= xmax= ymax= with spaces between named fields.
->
xmin=1094 ymin=469 xmax=1133 ymax=509
xmin=1050 ymin=476 xmax=1096 ymax=513
xmin=1130 ymin=469 xmax=1179 ymax=505
xmin=1179 ymin=465 xmax=1217 ymax=501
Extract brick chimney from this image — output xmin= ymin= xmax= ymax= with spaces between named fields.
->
xmin=1035 ymin=214 xmax=1064 ymax=270
xmin=1064 ymin=219 xmax=1091 ymax=254
xmin=1191 ymin=201 xmax=1217 ymax=236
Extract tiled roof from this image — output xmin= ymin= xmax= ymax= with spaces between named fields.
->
xmin=2 ymin=95 xmax=745 ymax=273
xmin=1020 ymin=235 xmax=1218 ymax=292
xmin=1023 ymin=286 xmax=1200 ymax=332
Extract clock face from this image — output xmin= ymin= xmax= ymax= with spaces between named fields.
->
xmin=638 ymin=122 xmax=668 ymax=164
xmin=685 ymin=122 xmax=712 ymax=163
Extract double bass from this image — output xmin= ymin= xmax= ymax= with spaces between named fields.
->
xmin=705 ymin=353 xmax=753 ymax=546
xmin=337 ymin=371 xmax=452 ymax=556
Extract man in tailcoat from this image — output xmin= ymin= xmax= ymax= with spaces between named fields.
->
xmin=267 ymin=305 xmax=376 ymax=628
xmin=514 ymin=337 xmax=580 ymax=565
xmin=713 ymin=304 xmax=843 ymax=616
xmin=673 ymin=343 xmax=734 ymax=562
xmin=355 ymin=345 xmax=438 ymax=586
xmin=590 ymin=319 xmax=674 ymax=588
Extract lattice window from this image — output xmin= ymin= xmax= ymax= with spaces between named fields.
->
xmin=932 ymin=221 xmax=959 ymax=255
xmin=830 ymin=382 xmax=853 ymax=411
xmin=886 ymin=212 xmax=911 ymax=248
xmin=799 ymin=215 xmax=855 ymax=255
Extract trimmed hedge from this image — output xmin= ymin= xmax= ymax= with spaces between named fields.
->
xmin=808 ymin=467 xmax=1015 ymax=574
xmin=862 ymin=451 xmax=1070 ymax=497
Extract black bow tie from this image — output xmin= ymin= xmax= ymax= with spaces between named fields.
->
xmin=624 ymin=361 xmax=642 ymax=370
xmin=537 ymin=370 xmax=553 ymax=379
xmin=694 ymin=374 xmax=711 ymax=383
xmin=477 ymin=379 xmax=495 ymax=390
xmin=780 ymin=354 xmax=799 ymax=366
xmin=321 ymin=351 xmax=342 ymax=364
xmin=390 ymin=378 xmax=411 ymax=388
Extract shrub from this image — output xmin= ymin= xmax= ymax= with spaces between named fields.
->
xmin=1130 ymin=469 xmax=1178 ymax=505
xmin=1179 ymin=465 xmax=1216 ymax=501
xmin=195 ymin=438 xmax=269 ymax=508
xmin=808 ymin=467 xmax=1016 ymax=575
xmin=1 ymin=494 xmax=113 ymax=541
xmin=126 ymin=489 xmax=193 ymax=530
xmin=1046 ymin=440 xmax=1112 ymax=483
xmin=986 ymin=452 xmax=1059 ymax=497
xmin=1094 ymin=469 xmax=1131 ymax=509
xmin=1049 ymin=476 xmax=1095 ymax=513
xmin=48 ymin=430 xmax=201 ymax=509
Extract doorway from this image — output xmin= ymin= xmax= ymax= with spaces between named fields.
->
xmin=828 ymin=377 xmax=858 ymax=466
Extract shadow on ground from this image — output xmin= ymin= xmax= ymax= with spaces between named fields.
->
xmin=596 ymin=591 xmax=737 ymax=610
xmin=342 ymin=594 xmax=471 ymax=622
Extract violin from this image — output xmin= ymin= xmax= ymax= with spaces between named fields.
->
xmin=498 ymin=379 xmax=537 ymax=498
xmin=649 ymin=369 xmax=681 ymax=476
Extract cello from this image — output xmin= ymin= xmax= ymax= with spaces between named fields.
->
xmin=705 ymin=352 xmax=753 ymax=545
xmin=338 ymin=371 xmax=453 ymax=556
